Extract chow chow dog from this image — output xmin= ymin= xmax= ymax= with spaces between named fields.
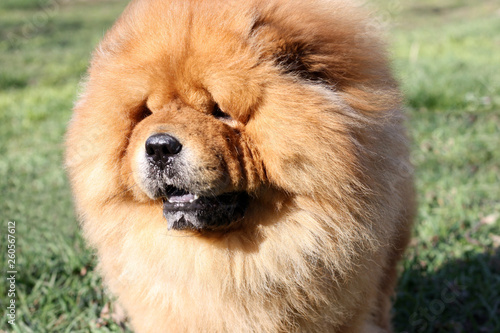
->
xmin=65 ymin=0 xmax=414 ymax=331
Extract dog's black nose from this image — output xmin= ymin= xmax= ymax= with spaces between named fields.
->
xmin=145 ymin=134 xmax=182 ymax=161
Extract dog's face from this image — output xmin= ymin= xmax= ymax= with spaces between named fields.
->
xmin=74 ymin=0 xmax=396 ymax=232
xmin=126 ymin=98 xmax=258 ymax=231
xmin=113 ymin=2 xmax=276 ymax=231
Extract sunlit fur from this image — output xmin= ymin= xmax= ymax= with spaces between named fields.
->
xmin=65 ymin=0 xmax=415 ymax=332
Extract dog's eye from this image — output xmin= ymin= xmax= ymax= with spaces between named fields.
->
xmin=134 ymin=103 xmax=153 ymax=123
xmin=212 ymin=103 xmax=232 ymax=120
xmin=141 ymin=104 xmax=153 ymax=119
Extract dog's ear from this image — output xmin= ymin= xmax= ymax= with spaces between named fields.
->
xmin=250 ymin=19 xmax=332 ymax=84
xmin=250 ymin=12 xmax=394 ymax=91
xmin=273 ymin=41 xmax=331 ymax=84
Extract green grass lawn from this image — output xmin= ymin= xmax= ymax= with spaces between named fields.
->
xmin=0 ymin=0 xmax=499 ymax=332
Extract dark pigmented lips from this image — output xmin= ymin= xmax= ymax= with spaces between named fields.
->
xmin=161 ymin=186 xmax=249 ymax=230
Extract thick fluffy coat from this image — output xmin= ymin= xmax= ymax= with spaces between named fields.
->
xmin=65 ymin=0 xmax=414 ymax=332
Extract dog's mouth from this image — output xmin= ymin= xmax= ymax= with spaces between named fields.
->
xmin=161 ymin=186 xmax=249 ymax=231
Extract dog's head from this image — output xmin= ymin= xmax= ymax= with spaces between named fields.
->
xmin=69 ymin=0 xmax=398 ymax=232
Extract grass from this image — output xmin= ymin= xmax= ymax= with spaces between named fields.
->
xmin=0 ymin=0 xmax=499 ymax=332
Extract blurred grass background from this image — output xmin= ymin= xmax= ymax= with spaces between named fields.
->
xmin=0 ymin=0 xmax=499 ymax=332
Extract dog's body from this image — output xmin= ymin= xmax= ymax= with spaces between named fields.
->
xmin=66 ymin=0 xmax=414 ymax=332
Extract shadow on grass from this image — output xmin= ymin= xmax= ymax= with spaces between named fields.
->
xmin=394 ymin=247 xmax=500 ymax=333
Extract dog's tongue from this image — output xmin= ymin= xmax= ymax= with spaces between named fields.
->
xmin=167 ymin=193 xmax=198 ymax=203
xmin=164 ymin=187 xmax=198 ymax=203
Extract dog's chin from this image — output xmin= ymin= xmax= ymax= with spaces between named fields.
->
xmin=160 ymin=186 xmax=250 ymax=231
